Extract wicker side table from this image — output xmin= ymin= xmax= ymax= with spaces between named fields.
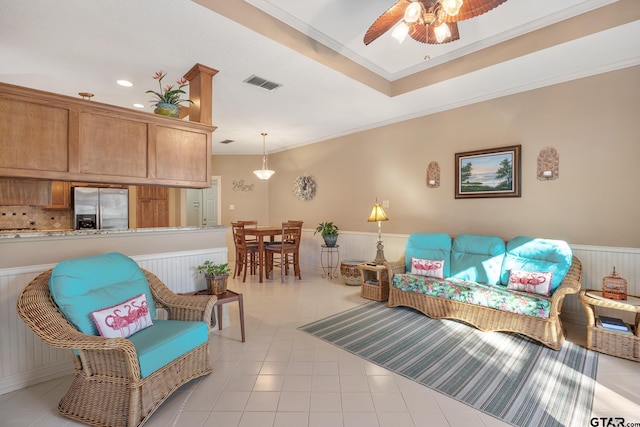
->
xmin=358 ymin=263 xmax=389 ymax=301
xmin=579 ymin=289 xmax=640 ymax=362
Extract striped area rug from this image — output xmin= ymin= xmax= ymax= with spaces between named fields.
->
xmin=299 ymin=301 xmax=598 ymax=427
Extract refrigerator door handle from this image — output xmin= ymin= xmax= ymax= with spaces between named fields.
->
xmin=97 ymin=204 xmax=102 ymax=229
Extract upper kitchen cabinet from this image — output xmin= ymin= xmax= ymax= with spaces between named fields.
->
xmin=0 ymin=178 xmax=50 ymax=206
xmin=0 ymin=96 xmax=69 ymax=174
xmin=0 ymin=81 xmax=215 ymax=188
xmin=42 ymin=181 xmax=71 ymax=210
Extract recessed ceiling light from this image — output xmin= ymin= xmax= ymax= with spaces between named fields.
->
xmin=133 ymin=103 xmax=145 ymax=108
xmin=117 ymin=80 xmax=133 ymax=87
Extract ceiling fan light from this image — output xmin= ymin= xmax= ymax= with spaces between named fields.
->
xmin=434 ymin=22 xmax=451 ymax=43
xmin=404 ymin=2 xmax=423 ymax=23
xmin=391 ymin=21 xmax=410 ymax=43
xmin=440 ymin=0 xmax=464 ymax=17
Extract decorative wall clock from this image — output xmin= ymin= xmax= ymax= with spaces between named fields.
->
xmin=293 ymin=173 xmax=317 ymax=200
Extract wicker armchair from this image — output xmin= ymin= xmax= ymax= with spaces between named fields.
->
xmin=16 ymin=268 xmax=217 ymax=427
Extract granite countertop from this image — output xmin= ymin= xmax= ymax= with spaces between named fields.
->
xmin=0 ymin=226 xmax=227 ymax=239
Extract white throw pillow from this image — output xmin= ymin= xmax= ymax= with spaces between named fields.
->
xmin=91 ymin=293 xmax=153 ymax=338
xmin=410 ymin=258 xmax=445 ymax=279
xmin=507 ymin=270 xmax=553 ymax=297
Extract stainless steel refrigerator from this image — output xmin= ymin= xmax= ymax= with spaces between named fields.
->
xmin=73 ymin=187 xmax=129 ymax=230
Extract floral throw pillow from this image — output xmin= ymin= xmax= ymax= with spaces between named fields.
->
xmin=507 ymin=270 xmax=553 ymax=297
xmin=91 ymin=293 xmax=153 ymax=338
xmin=410 ymin=258 xmax=445 ymax=279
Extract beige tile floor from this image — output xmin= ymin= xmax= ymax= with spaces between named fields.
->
xmin=1 ymin=267 xmax=639 ymax=427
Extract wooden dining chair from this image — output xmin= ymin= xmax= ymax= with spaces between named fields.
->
xmin=265 ymin=221 xmax=303 ymax=283
xmin=238 ymin=220 xmax=259 ymax=243
xmin=231 ymin=222 xmax=259 ymax=282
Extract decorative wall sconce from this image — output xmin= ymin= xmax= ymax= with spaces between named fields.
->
xmin=426 ymin=161 xmax=440 ymax=188
xmin=537 ymin=147 xmax=559 ymax=181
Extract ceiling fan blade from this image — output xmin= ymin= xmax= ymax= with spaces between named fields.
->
xmin=363 ymin=0 xmax=412 ymax=45
xmin=407 ymin=23 xmax=428 ymax=44
xmin=444 ymin=0 xmax=508 ymax=22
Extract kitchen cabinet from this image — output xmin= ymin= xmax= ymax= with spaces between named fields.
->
xmin=42 ymin=181 xmax=71 ymax=210
xmin=0 ymin=178 xmax=50 ymax=206
xmin=136 ymin=186 xmax=169 ymax=228
xmin=0 ymin=82 xmax=215 ymax=188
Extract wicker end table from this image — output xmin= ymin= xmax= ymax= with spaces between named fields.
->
xmin=358 ymin=263 xmax=389 ymax=301
xmin=579 ymin=289 xmax=640 ymax=362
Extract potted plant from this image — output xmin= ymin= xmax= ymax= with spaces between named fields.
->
xmin=197 ymin=261 xmax=231 ymax=295
xmin=146 ymin=70 xmax=193 ymax=118
xmin=314 ymin=221 xmax=339 ymax=247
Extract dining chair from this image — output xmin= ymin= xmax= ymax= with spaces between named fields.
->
xmin=238 ymin=220 xmax=259 ymax=243
xmin=231 ymin=222 xmax=259 ymax=282
xmin=265 ymin=221 xmax=303 ymax=283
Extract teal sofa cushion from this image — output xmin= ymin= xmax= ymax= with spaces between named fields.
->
xmin=450 ymin=234 xmax=506 ymax=285
xmin=49 ymin=252 xmax=155 ymax=335
xmin=500 ymin=236 xmax=572 ymax=293
xmin=404 ymin=233 xmax=452 ymax=277
xmin=128 ymin=320 xmax=209 ymax=379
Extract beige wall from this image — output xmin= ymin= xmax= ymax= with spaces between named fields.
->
xmin=223 ymin=66 xmax=639 ymax=248
xmin=211 ymin=155 xmax=270 ymax=227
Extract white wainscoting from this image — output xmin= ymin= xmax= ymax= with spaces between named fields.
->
xmin=299 ymin=231 xmax=640 ymax=323
xmin=0 ymin=248 xmax=226 ymax=395
xmin=3 ymin=234 xmax=638 ymax=395
xmin=566 ymin=245 xmax=640 ymax=323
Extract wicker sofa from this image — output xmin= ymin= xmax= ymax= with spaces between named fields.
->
xmin=385 ymin=233 xmax=582 ymax=350
xmin=16 ymin=252 xmax=217 ymax=427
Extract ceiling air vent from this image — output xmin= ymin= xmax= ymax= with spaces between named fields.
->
xmin=219 ymin=139 xmax=234 ymax=144
xmin=244 ymin=75 xmax=282 ymax=91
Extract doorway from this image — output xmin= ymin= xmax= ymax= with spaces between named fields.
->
xmin=186 ymin=177 xmax=220 ymax=226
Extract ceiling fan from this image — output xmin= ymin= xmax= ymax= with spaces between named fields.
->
xmin=364 ymin=0 xmax=508 ymax=45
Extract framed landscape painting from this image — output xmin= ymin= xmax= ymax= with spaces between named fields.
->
xmin=455 ymin=145 xmax=521 ymax=199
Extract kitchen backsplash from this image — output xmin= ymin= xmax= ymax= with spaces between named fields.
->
xmin=0 ymin=206 xmax=71 ymax=231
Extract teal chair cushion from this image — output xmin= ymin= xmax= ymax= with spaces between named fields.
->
xmin=450 ymin=234 xmax=506 ymax=285
xmin=500 ymin=236 xmax=573 ymax=293
xmin=49 ymin=252 xmax=155 ymax=335
xmin=128 ymin=320 xmax=209 ymax=378
xmin=405 ymin=233 xmax=452 ymax=277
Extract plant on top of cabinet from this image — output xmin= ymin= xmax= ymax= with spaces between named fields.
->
xmin=146 ymin=71 xmax=193 ymax=118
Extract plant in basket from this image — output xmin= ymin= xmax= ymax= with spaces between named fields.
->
xmin=197 ymin=261 xmax=231 ymax=295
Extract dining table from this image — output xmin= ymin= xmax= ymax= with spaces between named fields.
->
xmin=243 ymin=225 xmax=283 ymax=283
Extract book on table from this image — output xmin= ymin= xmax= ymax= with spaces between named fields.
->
xmin=597 ymin=315 xmax=631 ymax=333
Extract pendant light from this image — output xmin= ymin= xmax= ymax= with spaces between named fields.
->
xmin=253 ymin=132 xmax=275 ymax=180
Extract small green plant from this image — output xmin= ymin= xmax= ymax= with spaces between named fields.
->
xmin=314 ymin=221 xmax=339 ymax=238
xmin=197 ymin=261 xmax=231 ymax=277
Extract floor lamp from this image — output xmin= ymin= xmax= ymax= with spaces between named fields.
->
xmin=367 ymin=201 xmax=389 ymax=264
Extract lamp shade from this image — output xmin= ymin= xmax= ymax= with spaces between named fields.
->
xmin=253 ymin=165 xmax=275 ymax=180
xmin=367 ymin=204 xmax=389 ymax=222
xmin=253 ymin=132 xmax=275 ymax=180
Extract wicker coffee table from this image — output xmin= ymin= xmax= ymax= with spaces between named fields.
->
xmin=579 ymin=289 xmax=640 ymax=361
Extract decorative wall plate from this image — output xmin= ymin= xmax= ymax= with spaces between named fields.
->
xmin=293 ymin=173 xmax=316 ymax=200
